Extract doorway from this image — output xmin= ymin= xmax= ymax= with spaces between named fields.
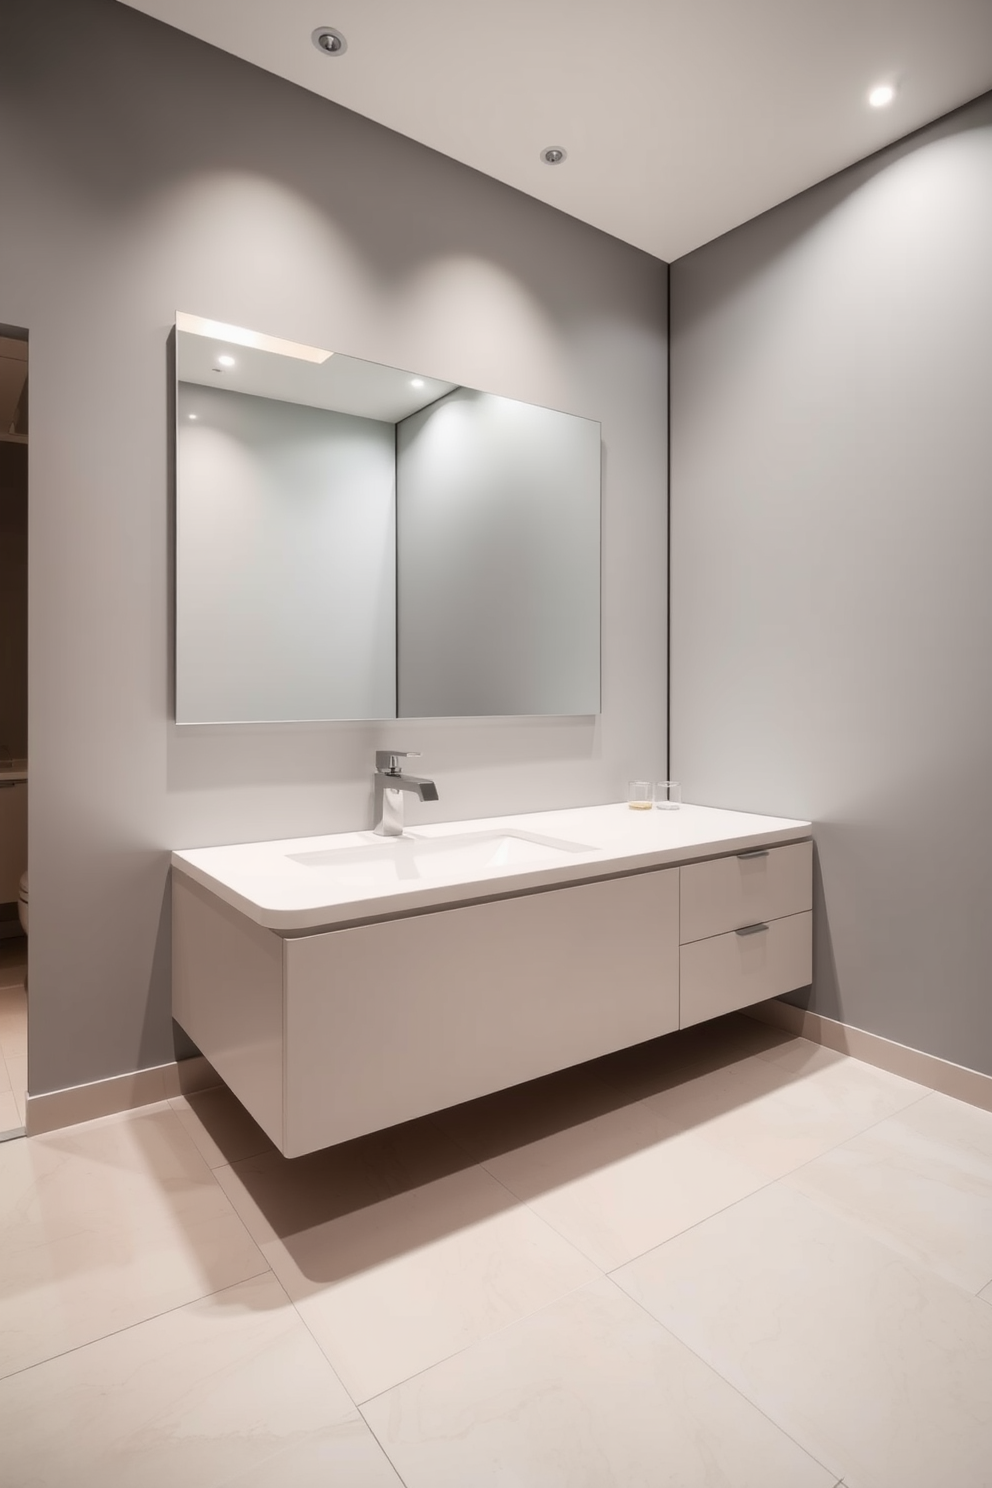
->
xmin=0 ymin=323 xmax=28 ymax=1139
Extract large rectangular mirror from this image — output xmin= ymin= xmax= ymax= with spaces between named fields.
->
xmin=174 ymin=313 xmax=601 ymax=722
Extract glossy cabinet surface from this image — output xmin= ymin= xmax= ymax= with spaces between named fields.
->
xmin=173 ymin=808 xmax=813 ymax=1157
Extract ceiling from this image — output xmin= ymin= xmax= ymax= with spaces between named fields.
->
xmin=119 ymin=0 xmax=992 ymax=262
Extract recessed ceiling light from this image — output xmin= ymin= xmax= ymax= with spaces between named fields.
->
xmin=188 ymin=414 xmax=197 ymax=420
xmin=410 ymin=378 xmax=424 ymax=388
xmin=312 ymin=27 xmax=347 ymax=57
xmin=868 ymin=83 xmax=896 ymax=108
xmin=541 ymin=146 xmax=567 ymax=166
xmin=216 ymin=354 xmax=235 ymax=367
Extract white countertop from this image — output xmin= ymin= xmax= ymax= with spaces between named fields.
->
xmin=0 ymin=760 xmax=27 ymax=783
xmin=172 ymin=801 xmax=812 ymax=932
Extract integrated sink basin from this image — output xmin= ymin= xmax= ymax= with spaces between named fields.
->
xmin=288 ymin=829 xmax=596 ymax=887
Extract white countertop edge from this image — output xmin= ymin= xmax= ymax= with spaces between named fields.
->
xmin=171 ymin=802 xmax=813 ymax=933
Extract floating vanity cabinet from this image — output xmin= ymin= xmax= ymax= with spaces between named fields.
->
xmin=678 ymin=841 xmax=813 ymax=1028
xmin=172 ymin=802 xmax=813 ymax=1158
xmin=173 ymin=866 xmax=679 ymax=1157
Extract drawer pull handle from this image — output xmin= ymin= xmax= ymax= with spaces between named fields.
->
xmin=736 ymin=849 xmax=770 ymax=860
xmin=736 ymin=922 xmax=769 ymax=937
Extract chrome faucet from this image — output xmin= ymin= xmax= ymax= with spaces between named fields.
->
xmin=373 ymin=750 xmax=439 ymax=837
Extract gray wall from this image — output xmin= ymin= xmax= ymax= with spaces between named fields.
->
xmin=671 ymin=92 xmax=992 ymax=1074
xmin=0 ymin=0 xmax=667 ymax=1095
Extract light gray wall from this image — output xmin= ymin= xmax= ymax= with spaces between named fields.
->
xmin=1 ymin=0 xmax=667 ymax=1095
xmin=176 ymin=383 xmax=396 ymax=723
xmin=671 ymin=92 xmax=992 ymax=1074
xmin=397 ymin=389 xmax=601 ymax=717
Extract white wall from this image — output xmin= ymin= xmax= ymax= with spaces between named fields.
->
xmin=0 ymin=0 xmax=668 ymax=1094
xmin=671 ymin=92 xmax=992 ymax=1074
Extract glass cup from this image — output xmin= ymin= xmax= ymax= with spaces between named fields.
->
xmin=654 ymin=780 xmax=681 ymax=810
xmin=627 ymin=780 xmax=653 ymax=811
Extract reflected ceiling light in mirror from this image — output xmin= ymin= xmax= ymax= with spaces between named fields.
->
xmin=176 ymin=312 xmax=333 ymax=364
xmin=216 ymin=354 xmax=236 ymax=367
xmin=868 ymin=83 xmax=896 ymax=107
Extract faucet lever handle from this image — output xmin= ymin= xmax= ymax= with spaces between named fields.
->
xmin=375 ymin=749 xmax=421 ymax=773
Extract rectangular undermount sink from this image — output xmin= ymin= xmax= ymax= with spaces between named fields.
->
xmin=287 ymin=829 xmax=596 ymax=886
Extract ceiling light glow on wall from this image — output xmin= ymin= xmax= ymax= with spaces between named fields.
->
xmin=312 ymin=27 xmax=347 ymax=56
xmin=176 ymin=313 xmax=333 ymax=364
xmin=868 ymin=83 xmax=896 ymax=108
xmin=541 ymin=146 xmax=567 ymax=165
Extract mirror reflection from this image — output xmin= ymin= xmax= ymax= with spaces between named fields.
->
xmin=175 ymin=314 xmax=601 ymax=722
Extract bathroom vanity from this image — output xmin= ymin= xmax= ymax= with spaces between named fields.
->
xmin=172 ymin=802 xmax=812 ymax=1157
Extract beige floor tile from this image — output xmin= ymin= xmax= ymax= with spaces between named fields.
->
xmin=0 ymin=1012 xmax=27 ymax=1060
xmin=0 ymin=942 xmax=27 ymax=990
xmin=0 ymin=1104 xmax=268 ymax=1377
xmin=467 ymin=1091 xmax=774 ymax=1270
xmin=0 ymin=1050 xmax=10 ymax=1093
xmin=641 ymin=1046 xmax=929 ymax=1183
xmin=433 ymin=1058 xmax=630 ymax=1165
xmin=615 ymin=1183 xmax=992 ymax=1488
xmin=784 ymin=1091 xmax=992 ymax=1294
xmin=219 ymin=1416 xmax=403 ymax=1486
xmin=363 ymin=1276 xmax=836 ymax=1487
xmin=0 ymin=1273 xmax=376 ymax=1488
xmin=5 ymin=1053 xmax=26 ymax=1103
xmin=590 ymin=1012 xmax=799 ymax=1102
xmin=0 ymin=1089 xmax=21 ymax=1133
xmin=214 ymin=1118 xmax=599 ymax=1402
xmin=170 ymin=1086 xmax=275 ymax=1170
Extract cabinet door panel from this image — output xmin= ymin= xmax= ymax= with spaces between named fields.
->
xmin=285 ymin=868 xmax=678 ymax=1156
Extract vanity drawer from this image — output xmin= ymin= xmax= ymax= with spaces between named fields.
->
xmin=679 ymin=910 xmax=812 ymax=1029
xmin=679 ymin=839 xmax=812 ymax=944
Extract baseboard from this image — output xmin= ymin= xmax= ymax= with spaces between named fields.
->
xmin=747 ymin=999 xmax=992 ymax=1114
xmin=25 ymin=1054 xmax=221 ymax=1137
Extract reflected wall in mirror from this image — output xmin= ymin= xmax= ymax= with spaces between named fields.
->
xmin=175 ymin=313 xmax=601 ymax=723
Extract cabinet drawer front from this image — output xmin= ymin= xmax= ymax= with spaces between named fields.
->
xmin=284 ymin=867 xmax=679 ymax=1156
xmin=679 ymin=910 xmax=812 ymax=1029
xmin=680 ymin=840 xmax=811 ymax=944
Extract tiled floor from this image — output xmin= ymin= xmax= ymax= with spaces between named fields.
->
xmin=2 ymin=1011 xmax=992 ymax=1486
xmin=0 ymin=937 xmax=28 ymax=1135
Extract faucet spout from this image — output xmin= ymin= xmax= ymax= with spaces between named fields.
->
xmin=373 ymin=752 xmax=438 ymax=835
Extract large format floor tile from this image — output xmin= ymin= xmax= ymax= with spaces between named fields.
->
xmin=0 ymin=1089 xmax=19 ymax=1134
xmin=784 ymin=1090 xmax=992 ymax=1294
xmin=639 ymin=1044 xmax=929 ymax=1183
xmin=0 ymin=1105 xmax=267 ymax=1377
xmin=169 ymin=1086 xmax=275 ymax=1170
xmin=214 ymin=1117 xmax=599 ymax=1402
xmin=0 ymin=1273 xmax=399 ymax=1488
xmin=363 ymin=1276 xmax=837 ymax=1488
xmin=453 ymin=1086 xmax=774 ymax=1270
xmin=615 ymin=1182 xmax=992 ymax=1488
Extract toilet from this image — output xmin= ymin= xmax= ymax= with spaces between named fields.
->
xmin=17 ymin=870 xmax=28 ymax=936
